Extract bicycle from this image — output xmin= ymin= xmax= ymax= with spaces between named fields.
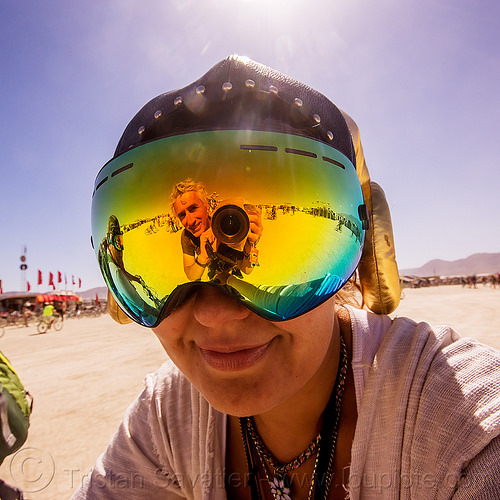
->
xmin=36 ymin=314 xmax=64 ymax=334
xmin=52 ymin=314 xmax=64 ymax=331
xmin=0 ymin=314 xmax=23 ymax=335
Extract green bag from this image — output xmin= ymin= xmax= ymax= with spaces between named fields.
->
xmin=0 ymin=352 xmax=33 ymax=464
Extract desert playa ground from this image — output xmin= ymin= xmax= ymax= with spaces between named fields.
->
xmin=0 ymin=284 xmax=498 ymax=498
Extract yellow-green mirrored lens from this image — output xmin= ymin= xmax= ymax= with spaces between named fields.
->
xmin=92 ymin=131 xmax=365 ymax=326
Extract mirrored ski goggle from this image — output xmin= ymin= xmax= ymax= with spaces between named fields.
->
xmin=91 ymin=130 xmax=367 ymax=327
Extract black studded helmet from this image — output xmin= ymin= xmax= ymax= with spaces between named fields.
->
xmin=114 ymin=55 xmax=355 ymax=163
xmin=92 ymin=55 xmax=399 ymax=327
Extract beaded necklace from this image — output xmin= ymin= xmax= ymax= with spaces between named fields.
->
xmin=239 ymin=335 xmax=348 ymax=500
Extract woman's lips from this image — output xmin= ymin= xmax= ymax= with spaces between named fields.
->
xmin=198 ymin=342 xmax=271 ymax=371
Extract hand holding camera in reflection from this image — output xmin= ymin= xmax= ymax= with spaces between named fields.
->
xmin=210 ymin=199 xmax=263 ymax=278
xmin=170 ymin=179 xmax=263 ymax=282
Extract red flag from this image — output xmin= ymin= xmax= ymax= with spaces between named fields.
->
xmin=49 ymin=272 xmax=55 ymax=290
xmin=78 ymin=278 xmax=82 ymax=288
xmin=38 ymin=270 xmax=43 ymax=285
xmin=72 ymin=275 xmax=75 ymax=285
xmin=64 ymin=273 xmax=67 ymax=285
xmin=27 ymin=282 xmax=31 ymax=291
xmin=58 ymin=271 xmax=62 ymax=283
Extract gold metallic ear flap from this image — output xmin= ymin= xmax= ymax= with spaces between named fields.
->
xmin=358 ymin=182 xmax=401 ymax=314
xmin=341 ymin=111 xmax=401 ymax=314
xmin=107 ymin=290 xmax=133 ymax=324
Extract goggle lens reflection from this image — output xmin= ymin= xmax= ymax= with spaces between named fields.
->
xmin=91 ymin=131 xmax=366 ymax=327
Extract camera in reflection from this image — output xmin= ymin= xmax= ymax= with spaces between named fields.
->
xmin=211 ymin=199 xmax=258 ymax=263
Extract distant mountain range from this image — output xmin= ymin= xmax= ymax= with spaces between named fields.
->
xmin=400 ymin=252 xmax=500 ymax=277
xmin=79 ymin=286 xmax=108 ymax=300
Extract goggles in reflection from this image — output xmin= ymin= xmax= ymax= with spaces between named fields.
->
xmin=91 ymin=130 xmax=367 ymax=327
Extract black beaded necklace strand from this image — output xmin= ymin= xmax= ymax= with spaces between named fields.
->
xmin=239 ymin=335 xmax=348 ymax=500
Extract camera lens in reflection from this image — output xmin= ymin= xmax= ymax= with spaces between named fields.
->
xmin=212 ymin=204 xmax=250 ymax=244
xmin=220 ymin=213 xmax=241 ymax=236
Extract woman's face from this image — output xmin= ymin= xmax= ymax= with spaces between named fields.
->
xmin=153 ymin=286 xmax=337 ymax=417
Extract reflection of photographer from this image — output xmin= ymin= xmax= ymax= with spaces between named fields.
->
xmin=170 ymin=179 xmax=215 ymax=281
xmin=170 ymin=179 xmax=263 ymax=282
xmin=209 ymin=199 xmax=262 ymax=278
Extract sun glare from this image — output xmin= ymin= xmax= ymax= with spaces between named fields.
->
xmin=238 ymin=0 xmax=301 ymax=11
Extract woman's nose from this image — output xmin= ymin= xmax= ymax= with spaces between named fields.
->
xmin=192 ymin=286 xmax=251 ymax=327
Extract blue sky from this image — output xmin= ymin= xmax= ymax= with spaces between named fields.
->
xmin=0 ymin=0 xmax=499 ymax=292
